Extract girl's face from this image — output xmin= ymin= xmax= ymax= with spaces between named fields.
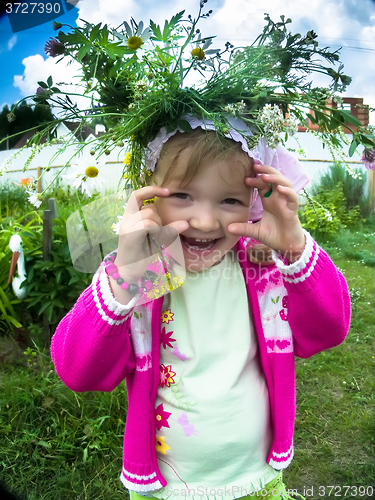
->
xmin=154 ymin=145 xmax=253 ymax=272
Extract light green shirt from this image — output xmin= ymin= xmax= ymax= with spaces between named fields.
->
xmin=152 ymin=251 xmax=278 ymax=500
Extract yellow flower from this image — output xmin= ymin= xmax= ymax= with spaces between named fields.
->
xmin=156 ymin=436 xmax=171 ymax=455
xmin=127 ymin=36 xmax=143 ymax=50
xmin=142 ymin=196 xmax=157 ymax=205
xmin=191 ymin=47 xmax=205 ymax=60
xmin=123 ymin=152 xmax=132 ymax=166
xmin=190 ymin=34 xmax=217 ymax=62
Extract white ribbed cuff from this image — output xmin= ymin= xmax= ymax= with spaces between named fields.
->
xmin=272 ymin=229 xmax=315 ymax=276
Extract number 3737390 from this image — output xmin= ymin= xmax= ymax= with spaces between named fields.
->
xmin=6 ymin=3 xmax=61 ymax=14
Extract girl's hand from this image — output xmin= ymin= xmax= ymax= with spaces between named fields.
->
xmin=115 ymin=186 xmax=189 ymax=280
xmin=227 ymin=163 xmax=305 ymax=262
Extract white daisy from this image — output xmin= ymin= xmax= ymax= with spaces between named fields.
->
xmin=190 ymin=34 xmax=218 ymax=62
xmin=114 ymin=19 xmax=152 ymax=51
xmin=27 ymin=192 xmax=43 ymax=208
xmin=64 ymin=157 xmax=106 ymax=197
xmin=112 ymin=216 xmax=122 ymax=235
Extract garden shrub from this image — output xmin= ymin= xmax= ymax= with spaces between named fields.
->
xmin=0 ymin=181 xmax=29 ymax=219
xmin=0 ymin=184 xmax=94 ymax=337
xmin=312 ymin=163 xmax=370 ymax=217
xmin=0 ymin=214 xmax=43 ymax=334
xmin=300 ymin=164 xmax=367 ymax=239
xmin=25 ymin=216 xmax=92 ymax=329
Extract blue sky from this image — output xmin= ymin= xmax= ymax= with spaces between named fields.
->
xmin=0 ymin=3 xmax=79 ymax=108
xmin=1 ymin=0 xmax=375 ymax=121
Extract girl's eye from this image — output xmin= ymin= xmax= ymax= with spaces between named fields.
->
xmin=172 ymin=194 xmax=240 ymax=204
xmin=223 ymin=198 xmax=240 ymax=205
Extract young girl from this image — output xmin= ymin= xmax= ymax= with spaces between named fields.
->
xmin=51 ymin=117 xmax=350 ymax=500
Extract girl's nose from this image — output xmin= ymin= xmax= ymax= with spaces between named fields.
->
xmin=189 ymin=207 xmax=220 ymax=232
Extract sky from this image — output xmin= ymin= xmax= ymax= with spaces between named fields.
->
xmin=0 ymin=0 xmax=375 ymax=122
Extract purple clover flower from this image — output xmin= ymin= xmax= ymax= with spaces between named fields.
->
xmin=45 ymin=38 xmax=65 ymax=57
xmin=361 ymin=149 xmax=375 ymax=171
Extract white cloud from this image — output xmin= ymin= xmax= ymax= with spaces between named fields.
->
xmin=13 ymin=54 xmax=89 ymax=110
xmin=7 ymin=35 xmax=17 ymax=51
xmin=0 ymin=34 xmax=18 ymax=54
xmin=14 ymin=55 xmax=78 ymax=95
xmin=76 ymin=0 xmax=138 ymax=27
xmin=76 ymin=0 xmax=202 ymax=28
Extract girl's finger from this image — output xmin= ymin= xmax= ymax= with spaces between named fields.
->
xmin=121 ymin=208 xmax=163 ymax=235
xmin=166 ymin=220 xmax=190 ymax=234
xmin=252 ymin=163 xmax=279 ymax=175
xmin=227 ymin=221 xmax=258 ymax=238
xmin=245 ymin=173 xmax=292 ymax=192
xmin=259 ymin=173 xmax=293 ymax=189
xmin=125 ymin=186 xmax=170 ymax=215
xmin=276 ymin=185 xmax=299 ymax=207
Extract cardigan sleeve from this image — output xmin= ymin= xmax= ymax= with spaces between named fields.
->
xmin=272 ymin=230 xmax=351 ymax=358
xmin=50 ymin=266 xmax=138 ymax=392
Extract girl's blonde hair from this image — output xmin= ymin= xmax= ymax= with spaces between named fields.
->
xmin=152 ymin=129 xmax=252 ymax=188
xmin=149 ymin=129 xmax=274 ymax=265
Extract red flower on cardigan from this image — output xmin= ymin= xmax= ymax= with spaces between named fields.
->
xmin=155 ymin=403 xmax=172 ymax=430
xmin=160 ymin=327 xmax=176 ymax=349
xmin=280 ymin=295 xmax=288 ymax=321
xmin=160 ymin=364 xmax=176 ymax=388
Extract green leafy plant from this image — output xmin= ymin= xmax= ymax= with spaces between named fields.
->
xmin=300 ymin=183 xmax=361 ymax=238
xmin=1 ymin=186 xmax=95 ymax=336
xmin=24 ymin=216 xmax=92 ymax=327
xmin=312 ymin=163 xmax=370 ymax=217
xmin=0 ymin=214 xmax=43 ymax=334
xmin=0 ymin=181 xmax=30 ymax=220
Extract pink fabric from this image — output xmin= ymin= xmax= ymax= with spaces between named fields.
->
xmin=250 ymin=144 xmax=310 ymax=220
xmin=51 ymin=233 xmax=350 ymax=492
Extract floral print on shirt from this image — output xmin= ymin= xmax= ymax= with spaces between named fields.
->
xmin=160 ymin=364 xmax=176 ymax=388
xmin=160 ymin=327 xmax=176 ymax=349
xmin=161 ymin=309 xmax=174 ymax=324
xmin=155 ymin=435 xmax=171 ymax=454
xmin=155 ymin=403 xmax=172 ymax=430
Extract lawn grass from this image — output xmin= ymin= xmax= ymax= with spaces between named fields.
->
xmin=283 ymin=236 xmax=375 ymax=498
xmin=1 ymin=230 xmax=374 ymax=500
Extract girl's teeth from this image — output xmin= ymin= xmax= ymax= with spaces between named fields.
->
xmin=185 ymin=240 xmax=216 ymax=251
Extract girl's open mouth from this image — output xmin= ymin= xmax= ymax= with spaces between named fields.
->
xmin=180 ymin=235 xmax=221 ymax=255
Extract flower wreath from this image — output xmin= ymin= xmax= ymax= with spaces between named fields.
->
xmin=5 ymin=0 xmax=375 ymax=198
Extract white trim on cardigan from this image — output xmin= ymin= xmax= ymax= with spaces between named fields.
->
xmin=91 ymin=269 xmax=137 ymax=324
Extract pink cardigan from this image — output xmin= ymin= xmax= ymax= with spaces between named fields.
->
xmin=51 ymin=232 xmax=350 ymax=492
